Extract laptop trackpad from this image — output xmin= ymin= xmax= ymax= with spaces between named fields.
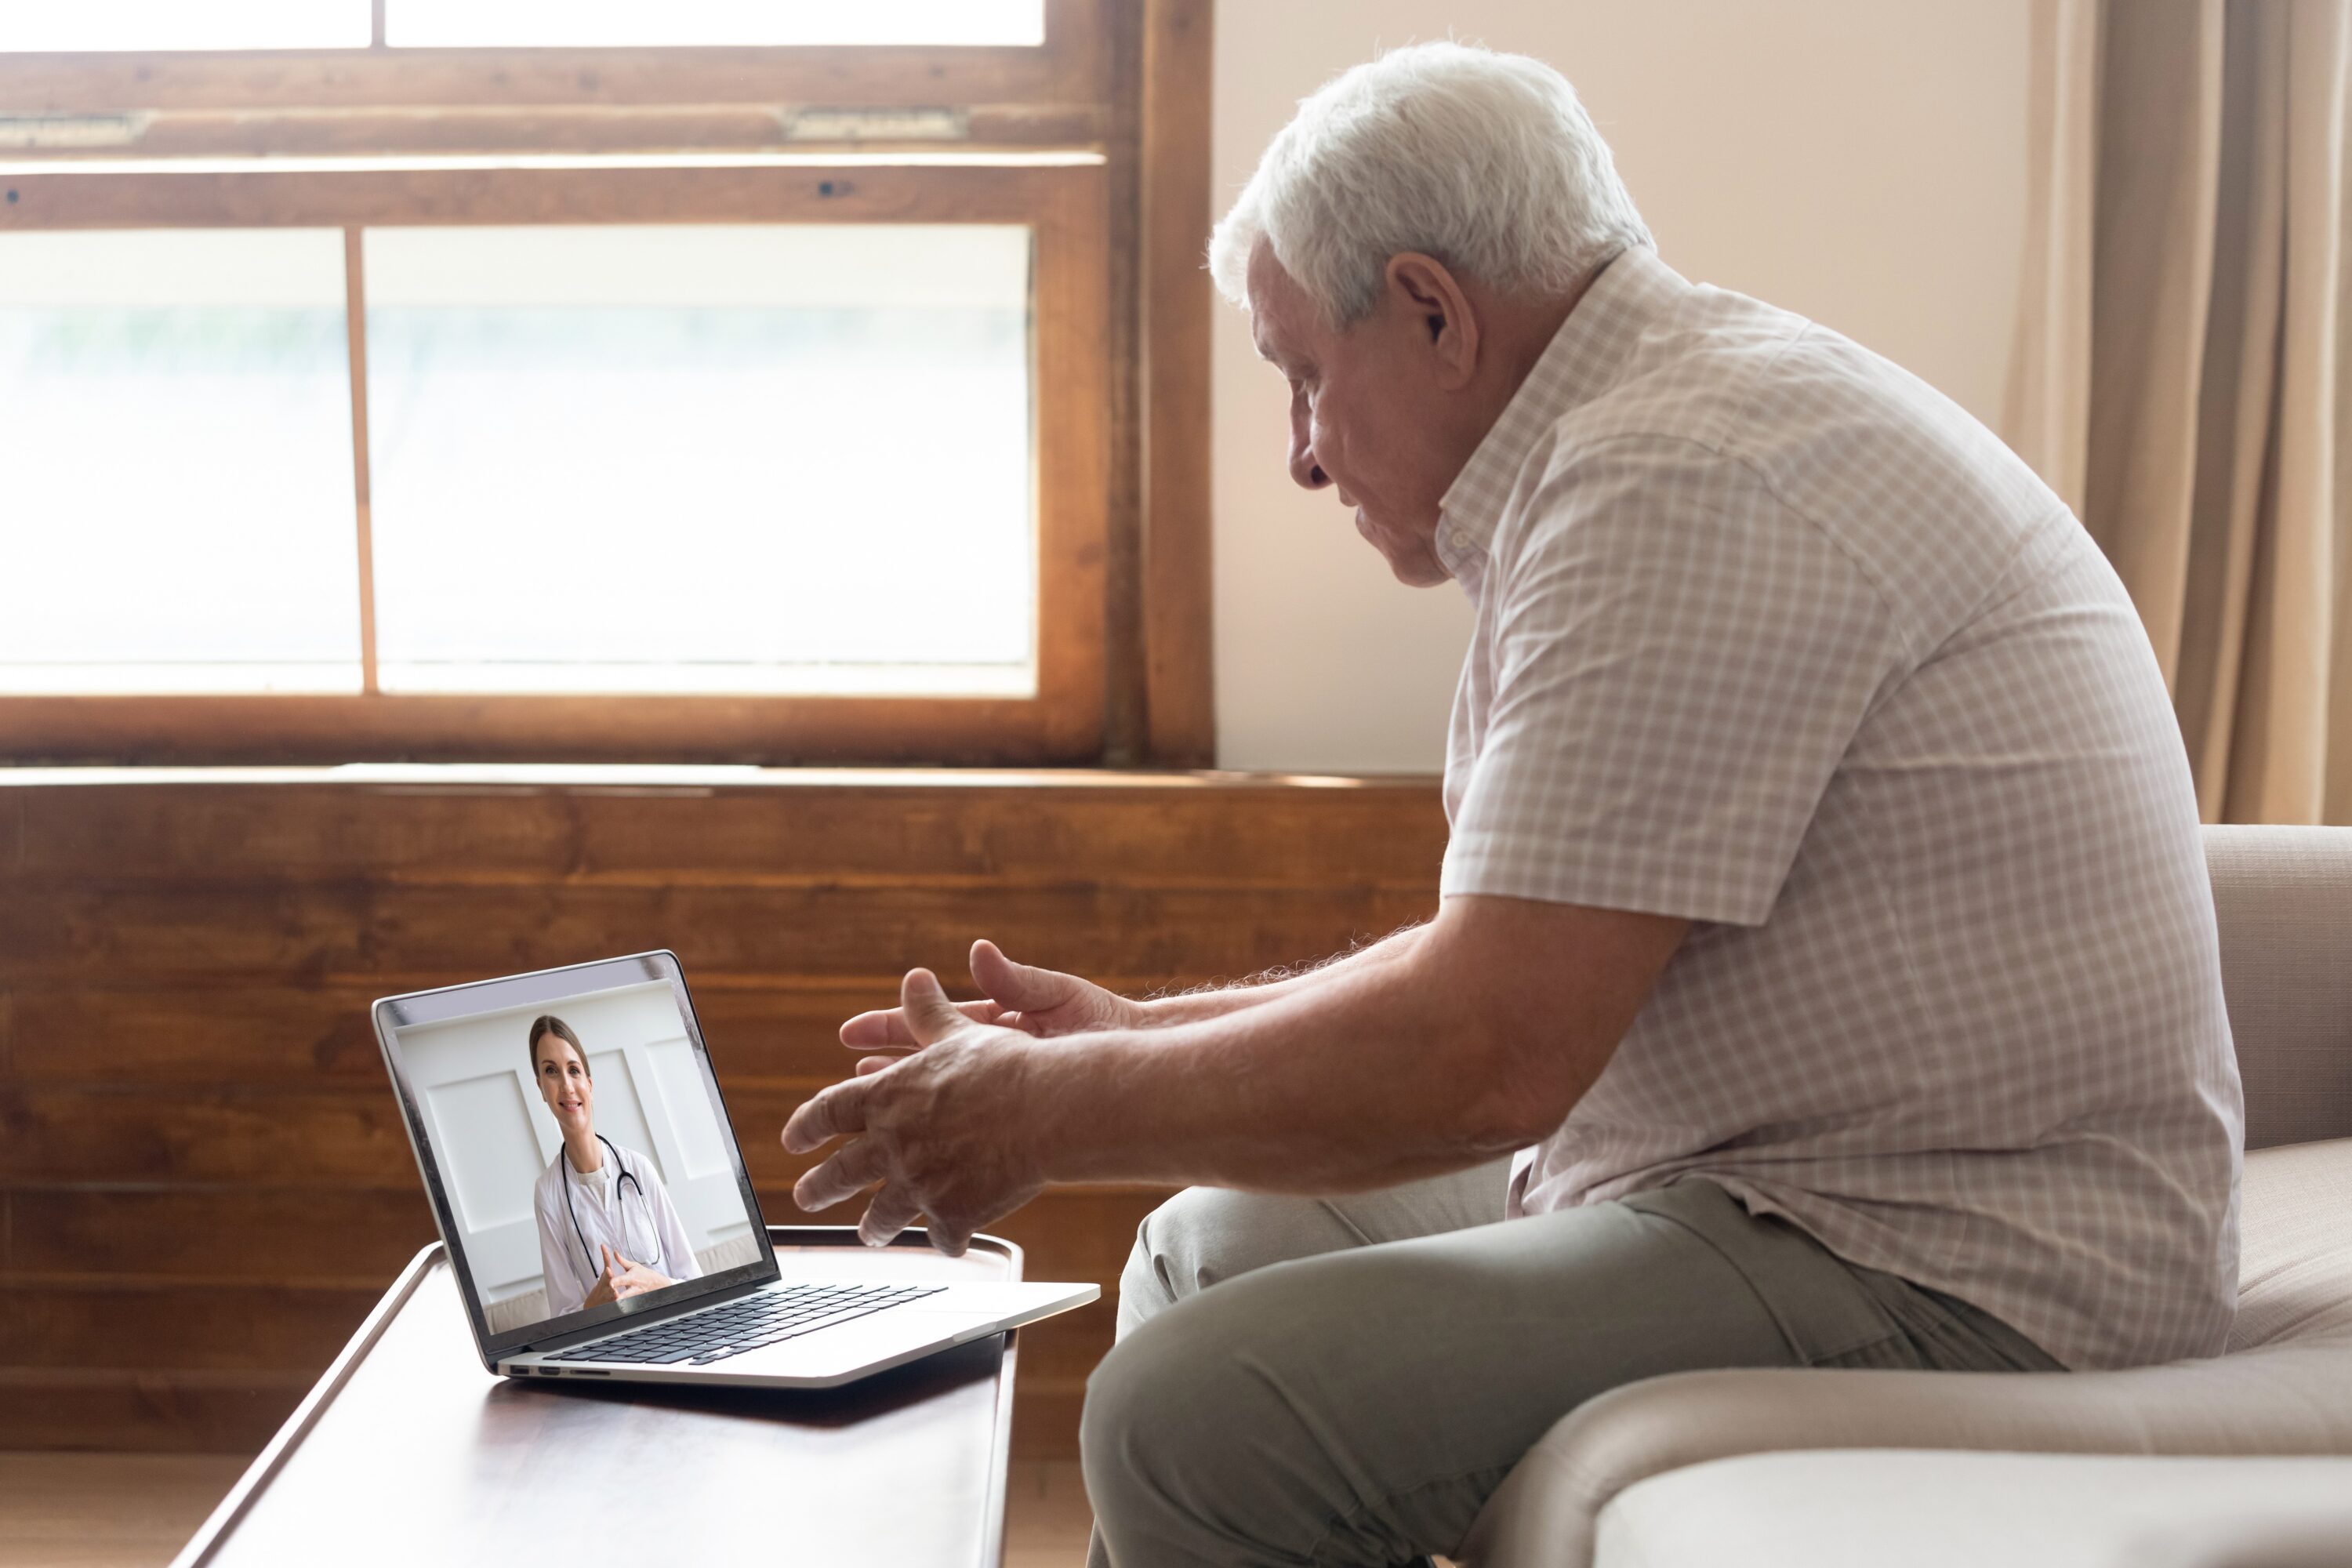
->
xmin=738 ymin=1309 xmax=1001 ymax=1380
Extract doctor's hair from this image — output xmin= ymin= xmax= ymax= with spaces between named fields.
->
xmin=526 ymin=1014 xmax=589 ymax=1076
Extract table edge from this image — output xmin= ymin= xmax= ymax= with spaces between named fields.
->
xmin=169 ymin=1226 xmax=1026 ymax=1568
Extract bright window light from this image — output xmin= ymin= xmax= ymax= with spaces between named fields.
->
xmin=0 ymin=230 xmax=362 ymax=693
xmin=362 ymin=223 xmax=1036 ymax=697
xmin=0 ymin=1 xmax=370 ymax=51
xmin=388 ymin=0 xmax=1044 ymax=48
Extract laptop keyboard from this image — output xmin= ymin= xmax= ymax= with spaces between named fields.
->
xmin=545 ymin=1282 xmax=947 ymax=1367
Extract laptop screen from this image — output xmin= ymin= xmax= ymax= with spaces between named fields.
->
xmin=376 ymin=953 xmax=778 ymax=1355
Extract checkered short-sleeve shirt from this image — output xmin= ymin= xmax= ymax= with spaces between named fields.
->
xmin=1439 ymin=249 xmax=2243 ymax=1370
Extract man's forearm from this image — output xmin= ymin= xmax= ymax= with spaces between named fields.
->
xmin=786 ymin=897 xmax=1683 ymax=1247
xmin=1134 ymin=920 xmax=1428 ymax=1027
xmin=1028 ymin=931 xmax=1551 ymax=1194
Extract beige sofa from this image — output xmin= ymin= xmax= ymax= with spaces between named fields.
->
xmin=1463 ymin=825 xmax=2352 ymax=1568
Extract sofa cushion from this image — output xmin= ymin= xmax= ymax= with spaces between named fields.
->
xmin=2231 ymin=1136 xmax=2352 ymax=1349
xmin=2206 ymin=826 xmax=2352 ymax=1151
xmin=1594 ymin=1450 xmax=2352 ymax=1568
xmin=1461 ymin=1136 xmax=2352 ymax=1568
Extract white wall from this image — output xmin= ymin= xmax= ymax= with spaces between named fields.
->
xmin=1210 ymin=0 xmax=2033 ymax=771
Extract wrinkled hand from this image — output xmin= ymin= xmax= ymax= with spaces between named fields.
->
xmin=788 ymin=967 xmax=1046 ymax=1256
xmin=582 ymin=1243 xmax=672 ymax=1308
xmin=839 ymin=941 xmax=1143 ymax=1076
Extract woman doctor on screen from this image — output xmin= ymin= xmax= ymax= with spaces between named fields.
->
xmin=528 ymin=1014 xmax=702 ymax=1317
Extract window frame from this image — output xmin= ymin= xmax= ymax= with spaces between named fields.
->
xmin=0 ymin=155 xmax=1107 ymax=764
xmin=0 ymin=0 xmax=1105 ymax=132
xmin=0 ymin=0 xmax=1218 ymax=767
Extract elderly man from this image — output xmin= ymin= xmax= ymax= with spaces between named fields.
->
xmin=783 ymin=41 xmax=2243 ymax=1568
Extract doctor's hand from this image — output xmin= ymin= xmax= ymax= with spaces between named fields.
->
xmin=789 ymin=967 xmax=1046 ymax=1257
xmin=839 ymin=940 xmax=1142 ymax=1074
xmin=582 ymin=1244 xmax=673 ymax=1308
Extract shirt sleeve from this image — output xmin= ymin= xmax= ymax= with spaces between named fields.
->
xmin=1443 ymin=437 xmax=1904 ymax=927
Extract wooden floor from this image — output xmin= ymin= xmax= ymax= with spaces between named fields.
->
xmin=0 ymin=1452 xmax=1094 ymax=1568
xmin=1004 ymin=1461 xmax=1099 ymax=1568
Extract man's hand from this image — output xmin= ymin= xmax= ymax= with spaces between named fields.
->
xmin=788 ymin=967 xmax=1047 ymax=1255
xmin=839 ymin=940 xmax=1143 ymax=1077
xmin=581 ymin=1244 xmax=672 ymax=1308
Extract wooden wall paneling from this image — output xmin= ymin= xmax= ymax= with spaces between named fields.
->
xmin=1029 ymin=171 xmax=1117 ymax=758
xmin=9 ymin=984 xmax=881 ymax=1084
xmin=16 ymin=979 xmax=1313 ymax=1089
xmin=0 ymin=160 xmax=1098 ymax=231
xmin=1 ymin=105 xmax=1114 ymax=163
xmin=1138 ymin=0 xmax=1218 ymax=764
xmin=0 ymin=882 xmax=1438 ymax=983
xmin=7 ymin=1189 xmax=441 ymax=1283
xmin=0 ymin=775 xmax=1446 ymax=1457
xmin=1098 ymin=0 xmax=1149 ymax=764
xmin=2 ymin=1283 xmax=387 ymax=1372
xmin=1 ymin=1087 xmax=417 ymax=1187
xmin=10 ymin=777 xmax=1448 ymax=885
xmin=0 ymin=1370 xmax=319 ymax=1454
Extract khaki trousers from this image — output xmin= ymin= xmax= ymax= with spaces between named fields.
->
xmin=1080 ymin=1165 xmax=2060 ymax=1568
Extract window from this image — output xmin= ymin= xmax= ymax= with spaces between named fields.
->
xmin=0 ymin=0 xmax=1213 ymax=764
xmin=0 ymin=3 xmax=372 ymax=52
xmin=387 ymin=2 xmax=1047 ymax=49
xmin=0 ymin=1 xmax=1045 ymax=52
xmin=359 ymin=223 xmax=1035 ymax=697
xmin=0 ymin=229 xmax=358 ymax=692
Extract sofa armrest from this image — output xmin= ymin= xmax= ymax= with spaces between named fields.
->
xmin=1458 ymin=1344 xmax=2352 ymax=1568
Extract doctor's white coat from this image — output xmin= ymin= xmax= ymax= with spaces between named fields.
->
xmin=532 ymin=1142 xmax=702 ymax=1319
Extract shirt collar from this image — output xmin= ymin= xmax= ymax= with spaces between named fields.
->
xmin=1436 ymin=246 xmax=1688 ymax=574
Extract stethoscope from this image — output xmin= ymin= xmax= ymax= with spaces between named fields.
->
xmin=561 ymin=1133 xmax=658 ymax=1275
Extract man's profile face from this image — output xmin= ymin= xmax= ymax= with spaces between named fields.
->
xmin=1246 ymin=242 xmax=1452 ymax=587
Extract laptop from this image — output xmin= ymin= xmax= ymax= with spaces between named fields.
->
xmin=373 ymin=950 xmax=1098 ymax=1387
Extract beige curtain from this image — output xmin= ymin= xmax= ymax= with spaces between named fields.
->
xmin=2008 ymin=0 xmax=2352 ymax=823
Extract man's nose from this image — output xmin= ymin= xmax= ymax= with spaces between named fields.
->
xmin=1288 ymin=432 xmax=1331 ymax=492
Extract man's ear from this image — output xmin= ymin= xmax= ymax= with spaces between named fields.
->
xmin=1385 ymin=252 xmax=1479 ymax=391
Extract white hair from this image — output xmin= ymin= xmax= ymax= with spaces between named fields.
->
xmin=1210 ymin=41 xmax=1652 ymax=327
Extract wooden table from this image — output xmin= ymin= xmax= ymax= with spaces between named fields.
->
xmin=172 ymin=1228 xmax=1026 ymax=1567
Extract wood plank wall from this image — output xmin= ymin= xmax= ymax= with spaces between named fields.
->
xmin=0 ymin=771 xmax=1446 ymax=1457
